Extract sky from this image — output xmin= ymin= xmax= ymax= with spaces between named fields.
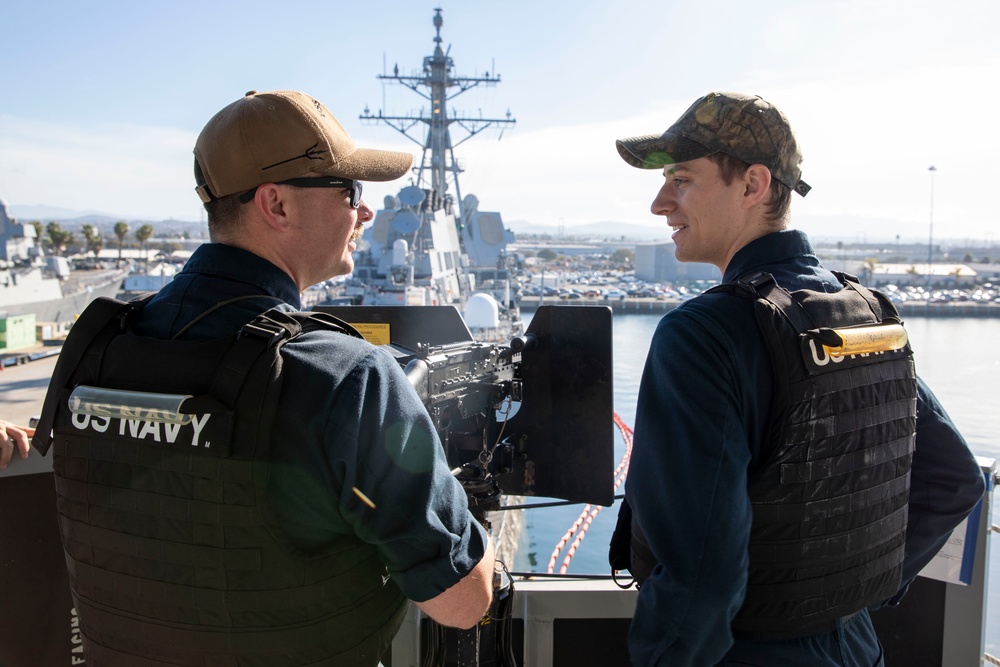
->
xmin=1 ymin=0 xmax=998 ymax=245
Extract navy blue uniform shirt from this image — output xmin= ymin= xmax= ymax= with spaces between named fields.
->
xmin=626 ymin=230 xmax=984 ymax=666
xmin=133 ymin=243 xmax=488 ymax=603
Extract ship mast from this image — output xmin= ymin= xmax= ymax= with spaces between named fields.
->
xmin=360 ymin=7 xmax=515 ymax=221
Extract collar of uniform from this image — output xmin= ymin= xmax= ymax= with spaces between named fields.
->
xmin=722 ymin=230 xmax=817 ymax=284
xmin=180 ymin=243 xmax=303 ymax=308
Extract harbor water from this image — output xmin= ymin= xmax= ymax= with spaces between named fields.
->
xmin=515 ymin=310 xmax=1000 ymax=654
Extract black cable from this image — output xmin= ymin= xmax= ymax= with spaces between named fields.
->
xmin=495 ymin=562 xmax=518 ymax=667
xmin=419 ymin=617 xmax=445 ymax=667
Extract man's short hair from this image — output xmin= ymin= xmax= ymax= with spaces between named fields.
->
xmin=707 ymin=153 xmax=792 ymax=222
xmin=194 ymin=158 xmax=243 ymax=240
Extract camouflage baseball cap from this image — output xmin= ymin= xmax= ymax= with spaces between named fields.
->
xmin=616 ymin=92 xmax=811 ymax=197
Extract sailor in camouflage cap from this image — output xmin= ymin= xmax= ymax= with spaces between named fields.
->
xmin=616 ymin=92 xmax=811 ymax=197
xmin=610 ymin=89 xmax=983 ymax=667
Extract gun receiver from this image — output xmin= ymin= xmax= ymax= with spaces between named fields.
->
xmin=314 ymin=305 xmax=615 ymax=511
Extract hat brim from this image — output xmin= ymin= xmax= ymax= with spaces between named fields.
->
xmin=616 ymin=133 xmax=714 ymax=170
xmin=321 ymin=146 xmax=414 ymax=182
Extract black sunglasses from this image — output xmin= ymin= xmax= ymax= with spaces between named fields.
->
xmin=238 ymin=177 xmax=363 ymax=207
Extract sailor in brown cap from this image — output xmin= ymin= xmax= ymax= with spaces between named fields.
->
xmin=38 ymin=90 xmax=495 ymax=666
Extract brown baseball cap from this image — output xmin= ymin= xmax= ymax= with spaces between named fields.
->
xmin=616 ymin=92 xmax=811 ymax=197
xmin=194 ymin=90 xmax=413 ymax=203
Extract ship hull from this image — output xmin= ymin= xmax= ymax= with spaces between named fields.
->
xmin=0 ymin=270 xmax=126 ymax=323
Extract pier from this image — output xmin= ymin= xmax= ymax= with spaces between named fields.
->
xmin=519 ymin=296 xmax=1000 ymax=318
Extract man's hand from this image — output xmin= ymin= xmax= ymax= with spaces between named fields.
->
xmin=0 ymin=420 xmax=34 ymax=470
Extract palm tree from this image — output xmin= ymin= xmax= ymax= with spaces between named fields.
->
xmin=135 ymin=224 xmax=154 ymax=265
xmin=82 ymin=225 xmax=104 ymax=259
xmin=45 ymin=222 xmax=73 ymax=257
xmin=114 ymin=221 xmax=129 ymax=265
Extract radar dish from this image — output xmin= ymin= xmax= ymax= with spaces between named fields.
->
xmin=477 ymin=212 xmax=505 ymax=245
xmin=384 ymin=195 xmax=400 ymax=210
xmin=392 ymin=209 xmax=421 ymax=234
xmin=462 ymin=194 xmax=479 ymax=214
xmin=398 ymin=186 xmax=426 ymax=206
xmin=464 ymin=293 xmax=500 ymax=328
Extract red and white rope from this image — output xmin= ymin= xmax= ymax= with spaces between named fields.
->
xmin=546 ymin=412 xmax=634 ymax=573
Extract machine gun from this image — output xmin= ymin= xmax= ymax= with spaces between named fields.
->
xmin=314 ymin=304 xmax=614 ymax=666
xmin=313 ymin=304 xmax=616 ymax=517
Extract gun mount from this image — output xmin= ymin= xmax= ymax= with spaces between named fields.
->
xmin=314 ymin=305 xmax=615 ymax=513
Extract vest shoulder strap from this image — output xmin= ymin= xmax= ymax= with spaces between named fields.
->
xmin=32 ymin=295 xmax=151 ymax=455
xmin=706 ymin=271 xmax=818 ymax=333
xmin=210 ymin=308 xmax=364 ymax=409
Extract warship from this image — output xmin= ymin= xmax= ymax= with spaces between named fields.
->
xmin=345 ymin=8 xmax=524 ymax=342
xmin=0 ymin=199 xmax=125 ymax=326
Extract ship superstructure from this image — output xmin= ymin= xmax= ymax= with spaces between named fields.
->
xmin=1 ymin=199 xmax=125 ymax=324
xmin=348 ymin=8 xmax=523 ymax=340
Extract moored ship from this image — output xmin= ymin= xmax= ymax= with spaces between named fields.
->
xmin=1 ymin=199 xmax=126 ymax=327
xmin=345 ymin=8 xmax=524 ymax=342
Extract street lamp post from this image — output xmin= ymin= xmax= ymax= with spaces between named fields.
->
xmin=927 ymin=165 xmax=937 ymax=292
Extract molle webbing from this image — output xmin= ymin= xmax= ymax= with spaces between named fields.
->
xmin=46 ymin=301 xmax=404 ymax=665
xmin=711 ymin=273 xmax=917 ymax=640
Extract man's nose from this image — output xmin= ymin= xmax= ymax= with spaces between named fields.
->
xmin=358 ymin=200 xmax=375 ymax=223
xmin=651 ymin=185 xmax=674 ymax=216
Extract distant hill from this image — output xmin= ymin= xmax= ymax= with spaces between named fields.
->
xmin=8 ymin=204 xmax=121 ymax=221
xmin=507 ymin=213 xmax=996 ymax=247
xmin=506 ymin=219 xmax=670 ymax=242
xmin=7 ymin=204 xmax=994 ymax=250
xmin=6 ymin=204 xmax=206 ymax=237
xmin=9 ymin=204 xmax=667 ymax=242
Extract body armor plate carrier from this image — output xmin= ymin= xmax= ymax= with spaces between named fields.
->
xmin=33 ymin=297 xmax=406 ymax=666
xmin=712 ymin=272 xmax=918 ymax=640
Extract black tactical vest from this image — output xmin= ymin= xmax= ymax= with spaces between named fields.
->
xmin=712 ymin=272 xmax=917 ymax=639
xmin=33 ymin=298 xmax=406 ymax=666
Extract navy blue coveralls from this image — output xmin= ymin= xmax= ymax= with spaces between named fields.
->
xmin=626 ymin=230 xmax=984 ymax=666
xmin=132 ymin=243 xmax=488 ymax=607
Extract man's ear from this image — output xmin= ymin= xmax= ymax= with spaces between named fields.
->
xmin=743 ymin=164 xmax=772 ymax=209
xmin=253 ymin=183 xmax=291 ymax=232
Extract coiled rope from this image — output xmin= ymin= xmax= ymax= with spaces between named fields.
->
xmin=546 ymin=412 xmax=633 ymax=574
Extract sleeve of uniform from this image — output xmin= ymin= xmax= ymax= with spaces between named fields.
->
xmin=627 ymin=308 xmax=754 ymax=666
xmin=887 ymin=376 xmax=985 ymax=603
xmin=326 ymin=348 xmax=489 ymax=603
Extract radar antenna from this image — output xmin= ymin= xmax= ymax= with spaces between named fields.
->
xmin=360 ymin=8 xmax=517 ymax=222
